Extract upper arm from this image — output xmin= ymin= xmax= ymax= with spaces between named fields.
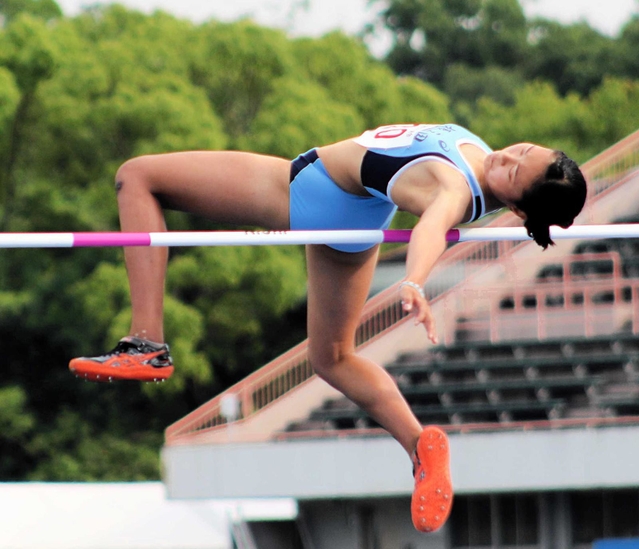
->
xmin=391 ymin=162 xmax=472 ymax=227
xmin=401 ymin=185 xmax=470 ymax=287
xmin=414 ymin=189 xmax=469 ymax=237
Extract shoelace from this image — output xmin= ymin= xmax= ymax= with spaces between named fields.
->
xmin=107 ymin=340 xmax=147 ymax=357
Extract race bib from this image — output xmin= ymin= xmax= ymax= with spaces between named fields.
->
xmin=353 ymin=124 xmax=437 ymax=149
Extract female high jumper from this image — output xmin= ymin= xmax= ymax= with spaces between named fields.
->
xmin=70 ymin=123 xmax=587 ymax=533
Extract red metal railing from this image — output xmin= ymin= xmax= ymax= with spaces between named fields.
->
xmin=165 ymin=128 xmax=639 ymax=444
xmin=451 ymin=254 xmax=639 ymax=342
xmin=272 ymin=415 xmax=639 ymax=441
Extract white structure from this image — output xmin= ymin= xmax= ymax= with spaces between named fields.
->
xmin=0 ymin=482 xmax=296 ymax=549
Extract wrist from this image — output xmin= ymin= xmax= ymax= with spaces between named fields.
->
xmin=399 ymin=280 xmax=425 ymax=299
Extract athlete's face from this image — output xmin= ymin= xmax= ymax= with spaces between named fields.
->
xmin=484 ymin=143 xmax=557 ymax=214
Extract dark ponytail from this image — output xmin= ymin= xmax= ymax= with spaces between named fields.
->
xmin=516 ymin=152 xmax=587 ymax=250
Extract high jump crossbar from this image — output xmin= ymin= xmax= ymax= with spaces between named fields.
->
xmin=0 ymin=224 xmax=636 ymax=248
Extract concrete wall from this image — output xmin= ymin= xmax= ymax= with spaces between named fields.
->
xmin=163 ymin=425 xmax=639 ymax=500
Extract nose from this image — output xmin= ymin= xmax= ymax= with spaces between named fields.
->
xmin=500 ymin=151 xmax=517 ymax=164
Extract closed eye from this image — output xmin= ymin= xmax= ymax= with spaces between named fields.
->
xmin=514 ymin=145 xmax=534 ymax=182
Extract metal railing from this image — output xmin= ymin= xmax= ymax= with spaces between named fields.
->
xmin=165 ymin=128 xmax=639 ymax=445
xmin=451 ymin=256 xmax=639 ymax=343
xmin=272 ymin=415 xmax=639 ymax=441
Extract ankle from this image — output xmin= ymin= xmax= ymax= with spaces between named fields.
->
xmin=409 ymin=431 xmax=422 ymax=458
xmin=130 ymin=330 xmax=164 ymax=344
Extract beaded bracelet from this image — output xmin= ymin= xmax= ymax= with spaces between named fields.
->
xmin=399 ymin=280 xmax=425 ymax=299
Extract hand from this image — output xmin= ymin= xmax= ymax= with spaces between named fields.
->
xmin=400 ymin=283 xmax=438 ymax=345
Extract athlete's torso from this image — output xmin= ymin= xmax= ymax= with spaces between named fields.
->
xmin=352 ymin=123 xmax=493 ymax=222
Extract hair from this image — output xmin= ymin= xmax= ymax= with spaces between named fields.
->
xmin=514 ymin=151 xmax=587 ymax=250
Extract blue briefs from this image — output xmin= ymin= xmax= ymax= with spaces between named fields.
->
xmin=289 ymin=149 xmax=397 ymax=253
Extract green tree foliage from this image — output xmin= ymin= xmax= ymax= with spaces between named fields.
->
xmin=0 ymin=385 xmax=35 ymax=478
xmin=241 ymin=76 xmax=364 ymax=156
xmin=523 ymin=20 xmax=618 ymax=96
xmin=469 ymin=81 xmax=587 ymax=158
xmin=468 ymin=78 xmax=639 ymax=163
xmin=191 ymin=20 xmax=296 ymax=141
xmin=579 ymin=78 xmax=639 ymax=158
xmin=395 ymin=75 xmax=451 ymax=123
xmin=376 ymin=0 xmax=639 ymax=100
xmin=27 ymin=408 xmax=162 ymax=480
xmin=378 ymin=0 xmax=528 ymax=85
xmin=0 ymin=14 xmax=58 ymax=231
xmin=443 ymin=63 xmax=524 ymax=124
xmin=0 ymin=67 xmax=20 ymax=164
xmin=0 ymin=0 xmax=61 ymax=25
xmin=616 ymin=16 xmax=639 ymax=80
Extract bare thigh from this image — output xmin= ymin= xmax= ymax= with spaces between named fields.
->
xmin=117 ymin=150 xmax=292 ymax=230
xmin=305 ymin=244 xmax=379 ymax=365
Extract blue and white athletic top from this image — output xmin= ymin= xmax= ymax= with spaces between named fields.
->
xmin=354 ymin=123 xmax=493 ymax=222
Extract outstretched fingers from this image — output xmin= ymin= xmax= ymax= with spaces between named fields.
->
xmin=400 ymin=284 xmax=439 ymax=345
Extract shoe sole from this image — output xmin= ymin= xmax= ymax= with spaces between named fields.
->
xmin=411 ymin=425 xmax=453 ymax=533
xmin=68 ymin=358 xmax=174 ymax=383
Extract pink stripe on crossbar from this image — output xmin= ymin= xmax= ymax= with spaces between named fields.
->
xmin=383 ymin=229 xmax=460 ymax=243
xmin=73 ymin=232 xmax=151 ymax=247
xmin=381 ymin=230 xmax=411 ymax=243
xmin=446 ymin=229 xmax=460 ymax=242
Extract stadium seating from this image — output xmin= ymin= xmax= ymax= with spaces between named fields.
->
xmin=283 ymin=333 xmax=639 ymax=432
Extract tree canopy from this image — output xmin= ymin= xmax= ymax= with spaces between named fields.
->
xmin=375 ymin=0 xmax=639 ymax=121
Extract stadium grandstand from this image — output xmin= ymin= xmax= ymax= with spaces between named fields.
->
xmin=162 ymin=128 xmax=639 ymax=549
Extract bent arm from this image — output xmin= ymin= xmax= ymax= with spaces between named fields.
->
xmin=400 ymin=191 xmax=468 ymax=343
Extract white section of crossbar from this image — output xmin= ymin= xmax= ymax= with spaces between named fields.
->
xmin=0 ymin=224 xmax=637 ymax=248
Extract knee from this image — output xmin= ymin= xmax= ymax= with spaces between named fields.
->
xmin=308 ymin=343 xmax=350 ymax=380
xmin=114 ymin=156 xmax=152 ymax=196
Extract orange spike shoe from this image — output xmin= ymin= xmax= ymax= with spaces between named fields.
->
xmin=411 ymin=425 xmax=453 ymax=533
xmin=69 ymin=336 xmax=174 ymax=382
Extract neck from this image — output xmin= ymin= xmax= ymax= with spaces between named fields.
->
xmin=481 ymin=182 xmax=506 ymax=213
xmin=472 ymin=156 xmax=504 ymax=213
